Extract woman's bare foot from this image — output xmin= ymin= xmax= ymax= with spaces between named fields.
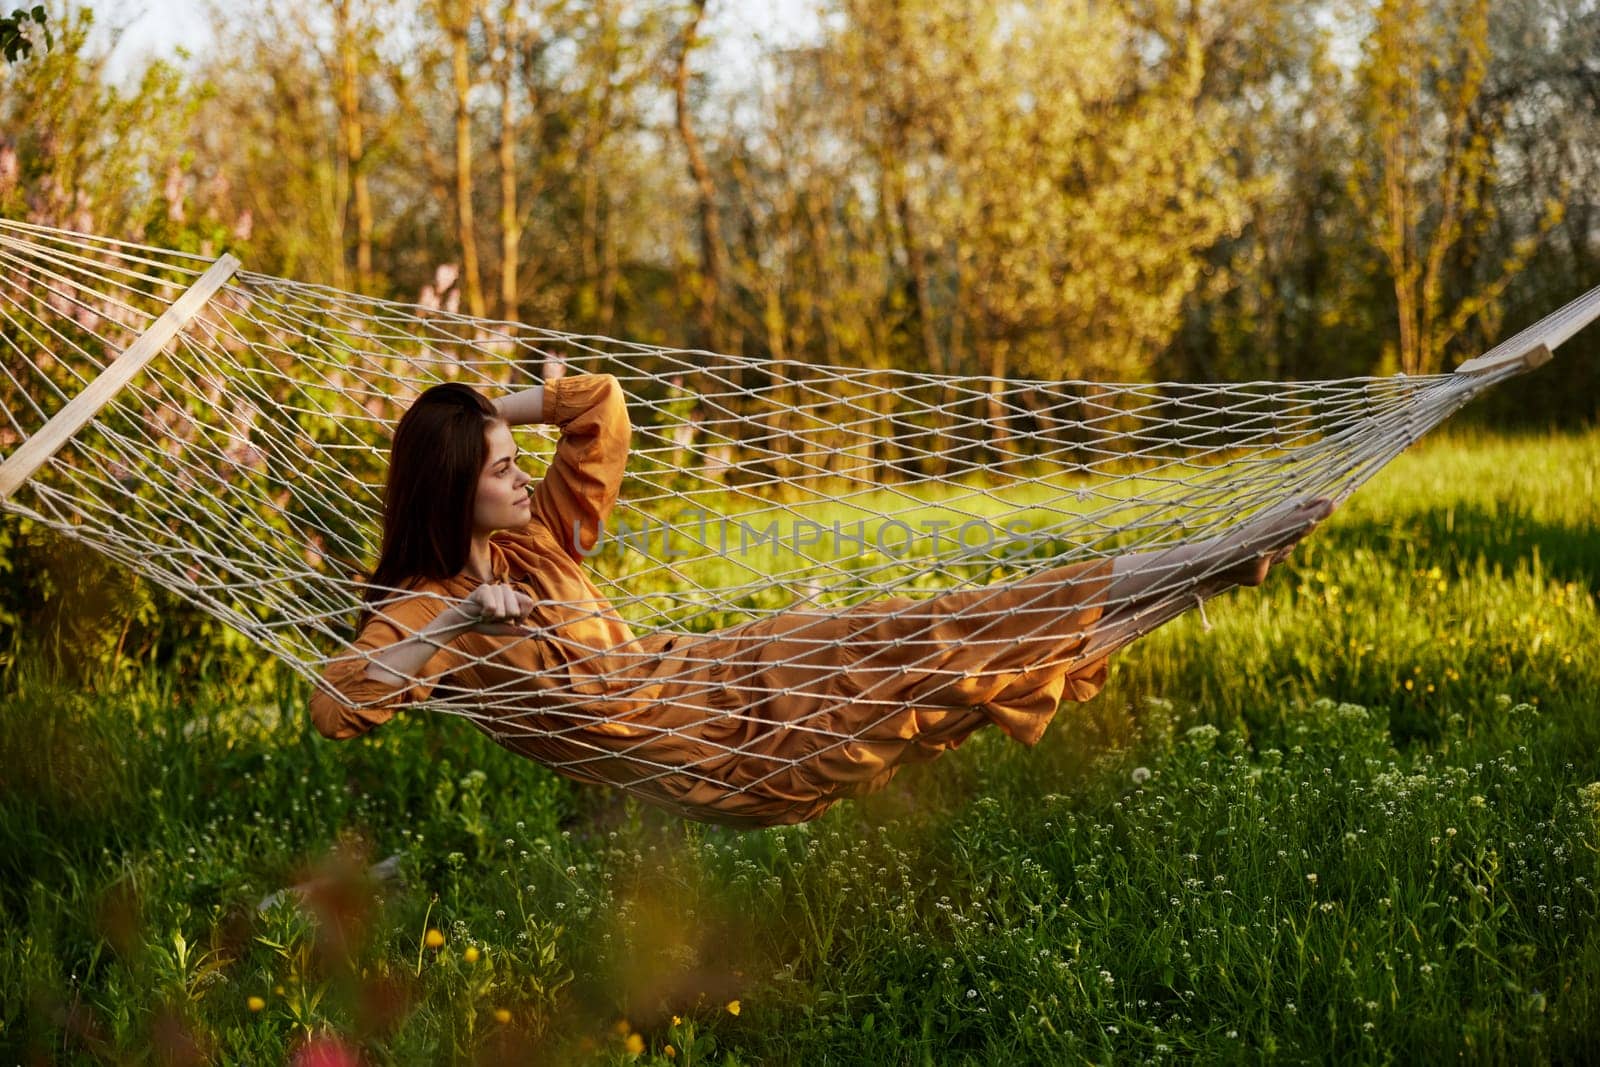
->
xmin=1100 ymin=497 xmax=1335 ymax=610
xmin=1209 ymin=497 xmax=1335 ymax=588
xmin=1079 ymin=497 xmax=1335 ymax=662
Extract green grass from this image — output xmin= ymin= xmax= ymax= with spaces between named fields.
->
xmin=2 ymin=427 xmax=1598 ymax=1063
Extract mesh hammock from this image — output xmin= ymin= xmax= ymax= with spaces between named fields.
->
xmin=2 ymin=218 xmax=1595 ymax=826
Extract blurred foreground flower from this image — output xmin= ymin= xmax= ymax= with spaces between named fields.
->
xmin=424 ymin=928 xmax=445 ymax=949
xmin=725 ymin=999 xmax=741 ymax=1016
xmin=494 ymin=1008 xmax=512 ymax=1024
xmin=292 ymin=1035 xmax=363 ymax=1067
xmin=1579 ymin=782 xmax=1600 ymax=818
xmin=625 ymin=1032 xmax=645 ymax=1055
xmin=247 ymin=996 xmax=265 ymax=1012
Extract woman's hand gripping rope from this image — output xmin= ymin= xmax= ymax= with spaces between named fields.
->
xmin=357 ymin=582 xmax=541 ymax=690
xmin=459 ymin=581 xmax=540 ymax=637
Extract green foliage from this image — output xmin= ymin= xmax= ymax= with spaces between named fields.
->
xmin=0 ymin=6 xmax=47 ymax=63
xmin=5 ymin=0 xmax=1598 ymax=400
xmin=3 ymin=0 xmax=1600 ymax=1055
xmin=1346 ymin=0 xmax=1564 ymax=378
xmin=0 ymin=509 xmax=280 ymax=694
xmin=0 ymin=5 xmax=204 ymax=235
xmin=1 ymin=428 xmax=1597 ymax=1060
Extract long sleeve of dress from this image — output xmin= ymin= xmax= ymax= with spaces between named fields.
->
xmin=529 ymin=373 xmax=631 ymax=561
xmin=309 ymin=594 xmax=448 ymax=740
xmin=312 ymin=374 xmax=631 ymax=741
xmin=306 ymin=365 xmax=1119 ymax=828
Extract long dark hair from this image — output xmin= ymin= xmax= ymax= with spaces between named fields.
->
xmin=360 ymin=381 xmax=499 ymax=627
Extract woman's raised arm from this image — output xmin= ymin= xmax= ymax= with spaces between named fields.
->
xmin=494 ymin=384 xmax=545 ymax=426
xmin=515 ymin=374 xmax=631 ymax=561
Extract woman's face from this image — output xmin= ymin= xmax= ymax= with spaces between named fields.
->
xmin=473 ymin=420 xmax=534 ymax=534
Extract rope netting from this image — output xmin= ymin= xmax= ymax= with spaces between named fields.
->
xmin=2 ymin=218 xmax=1593 ymax=821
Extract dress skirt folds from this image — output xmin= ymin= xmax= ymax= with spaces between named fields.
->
xmin=311 ymin=374 xmax=1115 ymax=827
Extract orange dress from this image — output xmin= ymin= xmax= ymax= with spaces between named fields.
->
xmin=311 ymin=373 xmax=1115 ymax=828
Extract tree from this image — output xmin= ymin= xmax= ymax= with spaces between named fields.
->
xmin=198 ymin=0 xmax=415 ymax=289
xmin=332 ymin=0 xmax=376 ymax=292
xmin=1 ymin=4 xmax=48 ymax=63
xmin=673 ymin=0 xmax=725 ymax=352
xmin=1157 ymin=0 xmax=1387 ymax=382
xmin=1350 ymin=0 xmax=1562 ymax=375
xmin=488 ymin=0 xmax=523 ymax=320
xmin=0 ymin=6 xmax=195 ymax=238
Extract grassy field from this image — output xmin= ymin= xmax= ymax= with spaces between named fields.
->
xmin=2 ymin=427 xmax=1598 ymax=1064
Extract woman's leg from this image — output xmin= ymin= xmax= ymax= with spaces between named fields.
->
xmin=631 ymin=496 xmax=1335 ymax=816
xmin=810 ymin=497 xmax=1333 ymax=700
xmin=1080 ymin=496 xmax=1334 ymax=660
xmin=806 ymin=495 xmax=1336 ymax=740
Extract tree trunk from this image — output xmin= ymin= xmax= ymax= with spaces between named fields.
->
xmin=334 ymin=3 xmax=373 ymax=293
xmin=983 ymin=335 xmax=1015 ymax=476
xmin=444 ymin=0 xmax=486 ymax=319
xmin=674 ymin=0 xmax=723 ymax=353
xmin=495 ymin=0 xmax=520 ymax=322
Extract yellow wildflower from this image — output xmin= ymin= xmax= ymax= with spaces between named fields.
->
xmin=665 ymin=1046 xmax=677 ymax=1059
xmin=614 ymin=1019 xmax=632 ymax=1036
xmin=494 ymin=1008 xmax=512 ymax=1024
xmin=1404 ymin=679 xmax=1413 ymax=691
xmin=247 ymin=996 xmax=265 ymax=1012
xmin=671 ymin=1015 xmax=682 ymax=1026
xmin=625 ymin=1033 xmax=645 ymax=1056
xmin=726 ymin=999 xmax=741 ymax=1016
xmin=464 ymin=946 xmax=480 ymax=964
xmin=424 ymin=928 xmax=446 ymax=949
xmin=273 ymin=985 xmax=284 ymax=996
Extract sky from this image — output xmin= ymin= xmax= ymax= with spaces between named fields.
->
xmin=91 ymin=0 xmax=211 ymax=71
xmin=89 ymin=0 xmax=824 ymax=84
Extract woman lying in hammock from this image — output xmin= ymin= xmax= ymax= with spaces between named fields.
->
xmin=312 ymin=373 xmax=1333 ymax=828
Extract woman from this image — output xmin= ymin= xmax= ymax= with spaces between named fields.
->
xmin=312 ymin=373 xmax=1331 ymax=828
